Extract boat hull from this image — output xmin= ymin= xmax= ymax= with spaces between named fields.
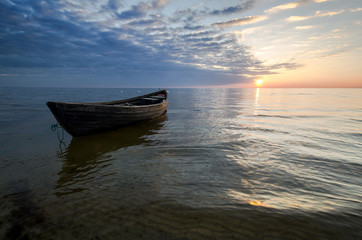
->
xmin=47 ymin=90 xmax=168 ymax=137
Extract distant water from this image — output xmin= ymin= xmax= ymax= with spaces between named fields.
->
xmin=0 ymin=87 xmax=361 ymax=239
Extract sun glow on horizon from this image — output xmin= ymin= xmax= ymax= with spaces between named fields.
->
xmin=255 ymin=79 xmax=263 ymax=87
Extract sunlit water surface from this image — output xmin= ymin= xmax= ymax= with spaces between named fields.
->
xmin=0 ymin=88 xmax=361 ymax=239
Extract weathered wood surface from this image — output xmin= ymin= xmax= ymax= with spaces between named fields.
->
xmin=47 ymin=90 xmax=168 ymax=137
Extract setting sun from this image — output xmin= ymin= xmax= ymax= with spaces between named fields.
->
xmin=255 ymin=79 xmax=263 ymax=87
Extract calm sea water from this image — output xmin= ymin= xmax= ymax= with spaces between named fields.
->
xmin=0 ymin=87 xmax=361 ymax=239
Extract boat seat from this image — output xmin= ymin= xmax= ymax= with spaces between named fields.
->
xmin=142 ymin=98 xmax=159 ymax=101
xmin=141 ymin=98 xmax=160 ymax=105
xmin=150 ymin=96 xmax=166 ymax=99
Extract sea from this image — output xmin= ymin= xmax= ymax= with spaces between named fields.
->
xmin=0 ymin=87 xmax=361 ymax=240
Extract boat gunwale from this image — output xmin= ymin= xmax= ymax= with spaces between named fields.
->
xmin=46 ymin=89 xmax=168 ymax=108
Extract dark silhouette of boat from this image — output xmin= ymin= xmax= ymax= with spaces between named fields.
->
xmin=47 ymin=89 xmax=168 ymax=137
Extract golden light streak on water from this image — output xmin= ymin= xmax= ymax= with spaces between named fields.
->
xmin=248 ymin=200 xmax=268 ymax=207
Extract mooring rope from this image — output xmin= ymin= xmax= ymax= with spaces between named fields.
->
xmin=0 ymin=123 xmax=63 ymax=155
xmin=51 ymin=123 xmax=64 ymax=142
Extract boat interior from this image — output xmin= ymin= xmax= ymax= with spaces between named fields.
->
xmin=113 ymin=93 xmax=166 ymax=106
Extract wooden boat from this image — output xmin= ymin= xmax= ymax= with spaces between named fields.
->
xmin=47 ymin=89 xmax=168 ymax=137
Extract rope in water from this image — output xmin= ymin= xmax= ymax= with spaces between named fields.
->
xmin=52 ymin=123 xmax=64 ymax=142
xmin=0 ymin=123 xmax=63 ymax=155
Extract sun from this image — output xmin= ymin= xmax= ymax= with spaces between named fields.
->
xmin=255 ymin=79 xmax=263 ymax=87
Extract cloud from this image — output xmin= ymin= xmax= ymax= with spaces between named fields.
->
xmin=350 ymin=8 xmax=362 ymax=12
xmin=265 ymin=0 xmax=331 ymax=14
xmin=315 ymin=9 xmax=345 ymax=17
xmin=295 ymin=25 xmax=314 ymax=30
xmin=117 ymin=4 xmax=147 ymax=19
xmin=319 ymin=44 xmax=355 ymax=58
xmin=265 ymin=2 xmax=299 ymax=14
xmin=117 ymin=0 xmax=170 ymax=19
xmin=212 ymin=16 xmax=267 ymax=28
xmin=152 ymin=0 xmax=171 ymax=8
xmin=287 ymin=9 xmax=345 ymax=22
xmin=268 ymin=62 xmax=304 ymax=71
xmin=210 ymin=0 xmax=255 ymax=15
xmin=0 ymin=0 xmax=163 ymax=70
xmin=298 ymin=0 xmax=330 ymax=4
xmin=107 ymin=0 xmax=124 ymax=10
xmin=128 ymin=18 xmax=160 ymax=26
xmin=287 ymin=16 xmax=313 ymax=22
xmin=0 ymin=0 xmax=296 ymax=87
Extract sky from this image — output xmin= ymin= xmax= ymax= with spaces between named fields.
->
xmin=0 ymin=0 xmax=361 ymax=88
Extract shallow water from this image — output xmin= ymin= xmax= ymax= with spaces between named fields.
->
xmin=0 ymin=87 xmax=361 ymax=239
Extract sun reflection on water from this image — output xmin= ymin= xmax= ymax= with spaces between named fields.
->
xmin=248 ymin=200 xmax=268 ymax=207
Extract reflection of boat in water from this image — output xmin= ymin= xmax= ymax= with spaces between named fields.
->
xmin=47 ymin=89 xmax=168 ymax=137
xmin=56 ymin=115 xmax=167 ymax=195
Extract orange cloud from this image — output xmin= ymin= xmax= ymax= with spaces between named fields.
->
xmin=266 ymin=0 xmax=331 ymax=14
xmin=213 ymin=16 xmax=267 ymax=28
xmin=266 ymin=2 xmax=299 ymax=14
xmin=287 ymin=9 xmax=345 ymax=22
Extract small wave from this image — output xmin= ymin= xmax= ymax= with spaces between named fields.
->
xmin=242 ymin=126 xmax=290 ymax=135
xmin=251 ymin=114 xmax=293 ymax=119
xmin=349 ymin=132 xmax=362 ymax=137
xmin=350 ymin=118 xmax=362 ymax=123
xmin=294 ymin=115 xmax=327 ymax=119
